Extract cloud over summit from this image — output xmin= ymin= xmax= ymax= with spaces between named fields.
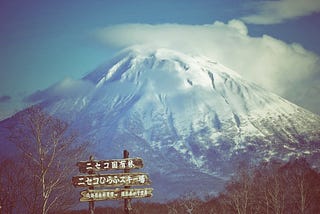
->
xmin=95 ymin=20 xmax=320 ymax=114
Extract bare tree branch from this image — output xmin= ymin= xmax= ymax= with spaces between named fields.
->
xmin=5 ymin=106 xmax=89 ymax=214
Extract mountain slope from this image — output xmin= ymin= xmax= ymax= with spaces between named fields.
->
xmin=1 ymin=47 xmax=320 ymax=200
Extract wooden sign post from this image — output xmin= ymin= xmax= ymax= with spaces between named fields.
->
xmin=72 ymin=150 xmax=153 ymax=214
xmin=88 ymin=156 xmax=94 ymax=214
xmin=123 ymin=150 xmax=132 ymax=214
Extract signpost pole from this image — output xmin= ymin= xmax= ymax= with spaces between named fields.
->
xmin=88 ymin=156 xmax=95 ymax=214
xmin=123 ymin=150 xmax=132 ymax=214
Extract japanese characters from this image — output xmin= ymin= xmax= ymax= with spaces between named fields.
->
xmin=72 ymin=173 xmax=150 ymax=187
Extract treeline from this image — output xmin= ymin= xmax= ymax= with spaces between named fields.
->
xmin=64 ymin=158 xmax=320 ymax=214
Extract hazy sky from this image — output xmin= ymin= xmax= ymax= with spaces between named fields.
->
xmin=1 ymin=0 xmax=320 ymax=119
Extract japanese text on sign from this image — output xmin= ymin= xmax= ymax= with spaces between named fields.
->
xmin=80 ymin=188 xmax=153 ymax=201
xmin=77 ymin=158 xmax=143 ymax=173
xmin=72 ymin=172 xmax=151 ymax=187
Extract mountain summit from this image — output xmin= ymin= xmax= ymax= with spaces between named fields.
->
xmin=2 ymin=47 xmax=320 ymax=200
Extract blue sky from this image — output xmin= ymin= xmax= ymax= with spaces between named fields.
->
xmin=1 ymin=0 xmax=320 ymax=119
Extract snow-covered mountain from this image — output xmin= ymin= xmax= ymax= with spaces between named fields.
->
xmin=1 ymin=47 xmax=320 ymax=200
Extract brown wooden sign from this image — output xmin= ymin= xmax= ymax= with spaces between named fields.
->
xmin=72 ymin=172 xmax=151 ymax=188
xmin=80 ymin=188 xmax=153 ymax=202
xmin=77 ymin=158 xmax=143 ymax=173
xmin=73 ymin=151 xmax=152 ymax=214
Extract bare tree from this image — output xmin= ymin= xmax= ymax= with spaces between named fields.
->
xmin=166 ymin=192 xmax=202 ymax=214
xmin=222 ymin=164 xmax=256 ymax=214
xmin=281 ymin=158 xmax=320 ymax=214
xmin=178 ymin=192 xmax=202 ymax=214
xmin=0 ymin=159 xmax=26 ymax=214
xmin=7 ymin=106 xmax=89 ymax=214
xmin=166 ymin=201 xmax=179 ymax=214
xmin=252 ymin=161 xmax=286 ymax=214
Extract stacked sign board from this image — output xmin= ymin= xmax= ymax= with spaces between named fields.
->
xmin=79 ymin=188 xmax=153 ymax=202
xmin=72 ymin=156 xmax=153 ymax=203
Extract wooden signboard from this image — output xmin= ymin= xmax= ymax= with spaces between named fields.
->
xmin=72 ymin=172 xmax=151 ymax=188
xmin=77 ymin=158 xmax=144 ymax=173
xmin=72 ymin=151 xmax=152 ymax=214
xmin=80 ymin=188 xmax=153 ymax=202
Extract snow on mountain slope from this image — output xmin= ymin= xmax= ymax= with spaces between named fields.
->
xmin=79 ymin=47 xmax=319 ymax=153
xmin=1 ymin=47 xmax=320 ymax=200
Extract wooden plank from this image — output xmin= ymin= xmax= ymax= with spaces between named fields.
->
xmin=79 ymin=188 xmax=153 ymax=202
xmin=77 ymin=158 xmax=143 ymax=173
xmin=72 ymin=172 xmax=151 ymax=188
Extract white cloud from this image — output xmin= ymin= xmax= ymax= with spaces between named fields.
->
xmin=241 ymin=0 xmax=320 ymax=24
xmin=95 ymin=20 xmax=320 ymax=114
xmin=25 ymin=78 xmax=95 ymax=103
